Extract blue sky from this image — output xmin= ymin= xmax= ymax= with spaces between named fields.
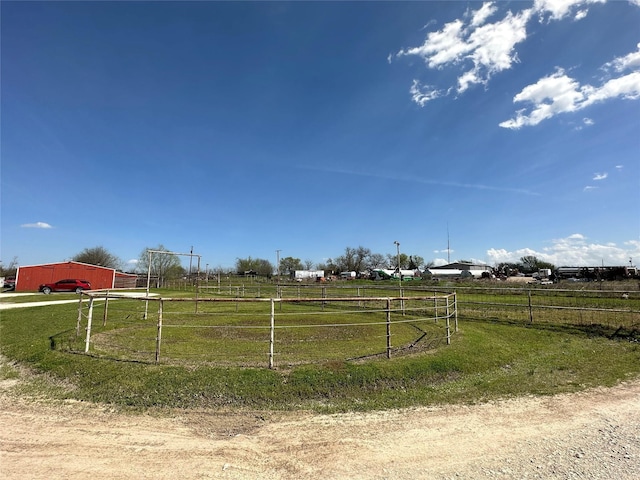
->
xmin=2 ymin=0 xmax=639 ymax=272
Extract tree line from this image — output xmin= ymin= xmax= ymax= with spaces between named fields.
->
xmin=42 ymin=245 xmax=430 ymax=281
xmin=2 ymin=247 xmax=558 ymax=287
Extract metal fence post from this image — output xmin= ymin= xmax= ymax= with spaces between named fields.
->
xmin=76 ymin=295 xmax=84 ymax=338
xmin=446 ymin=299 xmax=451 ymax=345
xmin=103 ymin=290 xmax=109 ymax=326
xmin=386 ymin=298 xmax=392 ymax=359
xmin=322 ymin=286 xmax=326 ymax=310
xmin=454 ymin=292 xmax=458 ymax=333
xmin=84 ymin=297 xmax=95 ymax=353
xmin=155 ymin=299 xmax=163 ymax=364
xmin=269 ymin=298 xmax=275 ymax=369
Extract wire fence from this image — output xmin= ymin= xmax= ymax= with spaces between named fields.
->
xmin=65 ymin=290 xmax=457 ymax=368
xmin=270 ymin=282 xmax=639 ymax=332
xmin=433 ymin=285 xmax=640 ymax=332
xmin=53 ymin=283 xmax=640 ymax=368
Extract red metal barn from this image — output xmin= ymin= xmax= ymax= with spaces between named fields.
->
xmin=15 ymin=261 xmax=135 ymax=292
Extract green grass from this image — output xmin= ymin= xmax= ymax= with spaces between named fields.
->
xmin=61 ymin=295 xmax=447 ymax=366
xmin=1 ymin=293 xmax=639 ymax=413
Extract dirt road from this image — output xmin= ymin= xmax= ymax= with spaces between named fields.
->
xmin=1 ymin=371 xmax=639 ymax=479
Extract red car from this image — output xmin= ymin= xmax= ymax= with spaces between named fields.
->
xmin=3 ymin=277 xmax=16 ymax=290
xmin=39 ymin=279 xmax=92 ymax=294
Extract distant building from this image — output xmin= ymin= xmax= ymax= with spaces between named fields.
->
xmin=427 ymin=262 xmax=492 ymax=279
xmin=371 ymin=269 xmax=419 ymax=280
xmin=15 ymin=261 xmax=137 ymax=292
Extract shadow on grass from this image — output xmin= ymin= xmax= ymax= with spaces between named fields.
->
xmin=461 ymin=315 xmax=640 ymax=342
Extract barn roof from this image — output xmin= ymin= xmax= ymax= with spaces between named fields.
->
xmin=19 ymin=260 xmax=116 ymax=272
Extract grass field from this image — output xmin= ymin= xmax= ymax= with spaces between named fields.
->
xmin=1 ymin=283 xmax=639 ymax=412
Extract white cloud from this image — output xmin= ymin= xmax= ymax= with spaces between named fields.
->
xmin=396 ymin=0 xmax=609 ymax=105
xmin=468 ymin=2 xmax=498 ymax=28
xmin=533 ymin=0 xmax=606 ymax=21
xmin=573 ymin=117 xmax=594 ymax=130
xmin=583 ymin=185 xmax=597 ymax=191
xmin=500 ymin=65 xmax=640 ymax=128
xmin=398 ymin=19 xmax=468 ymax=69
xmin=499 ymin=69 xmax=582 ymax=128
xmin=615 ymin=164 xmax=624 ymax=170
xmin=593 ymin=172 xmax=608 ymax=180
xmin=567 ymin=233 xmax=586 ymax=240
xmin=485 ymin=247 xmax=539 ymax=264
xmin=574 ymin=9 xmax=588 ymax=20
xmin=604 ymin=43 xmax=640 ymax=72
xmin=21 ymin=222 xmax=53 ymax=229
xmin=580 ymin=71 xmax=640 ymax=107
xmin=396 ymin=0 xmax=639 ymax=120
xmin=431 ymin=257 xmax=449 ymax=267
xmin=397 ymin=3 xmax=532 ymax=98
xmin=460 ymin=9 xmax=531 ymax=92
xmin=486 ymin=234 xmax=640 ymax=266
xmin=409 ymin=80 xmax=442 ymax=106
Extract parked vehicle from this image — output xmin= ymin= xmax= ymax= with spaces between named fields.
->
xmin=3 ymin=277 xmax=16 ymax=290
xmin=39 ymin=279 xmax=91 ymax=294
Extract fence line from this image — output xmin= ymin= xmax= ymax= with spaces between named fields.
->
xmin=69 ymin=284 xmax=639 ymax=367
xmin=455 ymin=288 xmax=638 ymax=327
xmin=75 ymin=292 xmax=457 ymax=368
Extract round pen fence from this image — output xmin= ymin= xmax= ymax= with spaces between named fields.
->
xmin=432 ymin=285 xmax=640 ymax=331
xmin=49 ymin=284 xmax=638 ymax=367
xmin=67 ymin=291 xmax=458 ymax=368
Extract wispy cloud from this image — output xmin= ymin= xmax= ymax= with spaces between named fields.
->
xmin=409 ymin=80 xmax=443 ymax=106
xmin=21 ymin=222 xmax=53 ymax=229
xmin=593 ymin=172 xmax=608 ymax=180
xmin=300 ymin=164 xmax=540 ymax=196
xmin=583 ymin=185 xmax=597 ymax=191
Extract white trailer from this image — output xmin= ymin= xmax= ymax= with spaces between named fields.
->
xmin=293 ymin=270 xmax=325 ymax=281
xmin=371 ymin=269 xmax=418 ymax=280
